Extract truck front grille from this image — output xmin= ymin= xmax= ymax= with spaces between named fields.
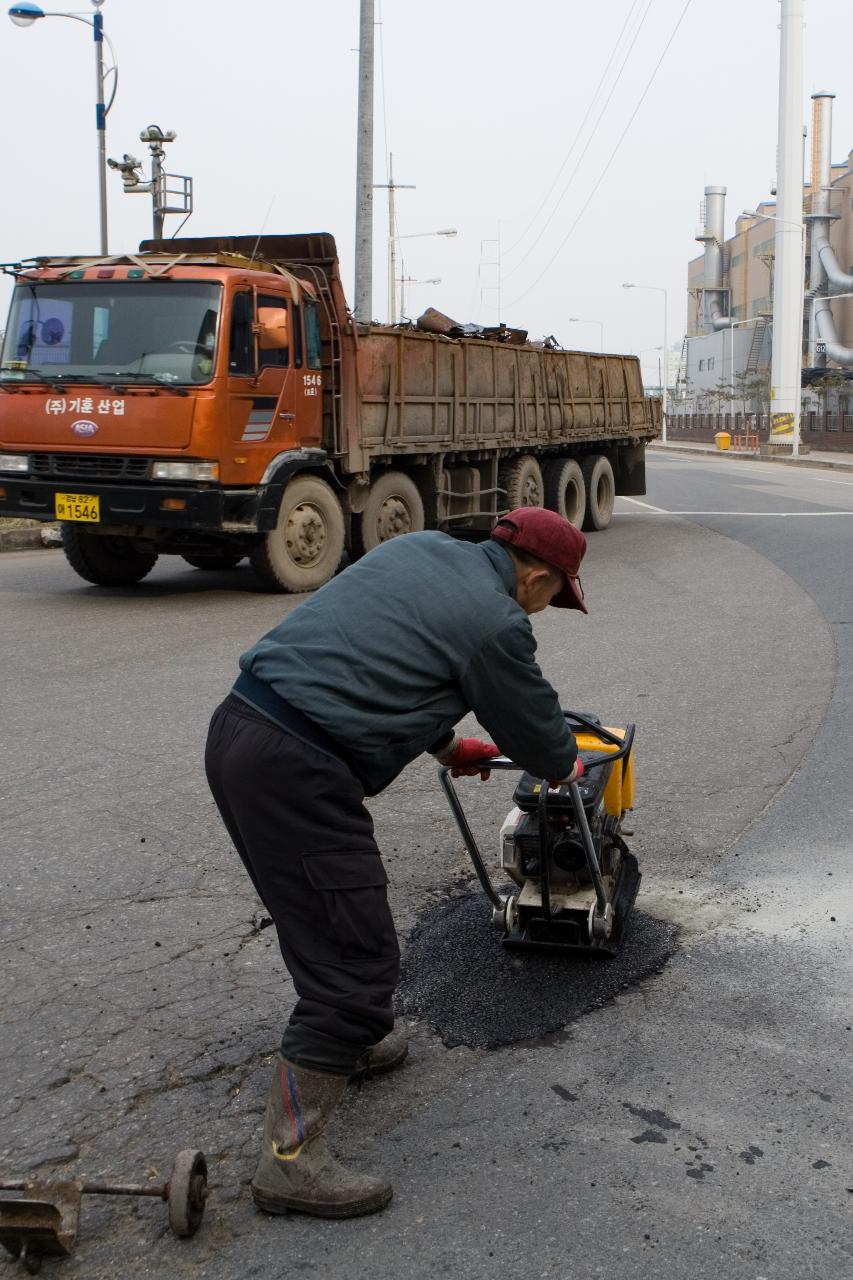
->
xmin=31 ymin=454 xmax=151 ymax=482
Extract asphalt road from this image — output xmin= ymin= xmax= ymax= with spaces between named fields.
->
xmin=1 ymin=452 xmax=850 ymax=1279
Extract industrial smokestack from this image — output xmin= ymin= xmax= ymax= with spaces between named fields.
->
xmin=808 ymin=90 xmax=853 ymax=366
xmin=696 ymin=185 xmax=733 ymax=331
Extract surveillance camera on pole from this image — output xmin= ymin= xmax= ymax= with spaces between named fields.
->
xmin=107 ymin=123 xmax=193 ymax=240
xmin=107 ymin=153 xmax=144 ymax=189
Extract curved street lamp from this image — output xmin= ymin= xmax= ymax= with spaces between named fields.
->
xmin=8 ymin=0 xmax=118 ymax=254
xmin=390 ymin=229 xmax=456 ymax=324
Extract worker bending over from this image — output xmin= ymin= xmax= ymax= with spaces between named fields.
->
xmin=205 ymin=506 xmax=588 ymax=1218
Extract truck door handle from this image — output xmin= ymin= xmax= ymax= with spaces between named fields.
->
xmin=278 ymin=412 xmax=296 ymax=420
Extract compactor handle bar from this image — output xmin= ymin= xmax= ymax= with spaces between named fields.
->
xmin=461 ymin=715 xmax=635 ymax=776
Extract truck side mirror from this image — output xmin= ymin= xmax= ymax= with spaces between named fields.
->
xmin=256 ymin=306 xmax=289 ymax=351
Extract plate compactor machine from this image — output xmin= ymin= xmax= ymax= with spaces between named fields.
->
xmin=439 ymin=712 xmax=639 ymax=954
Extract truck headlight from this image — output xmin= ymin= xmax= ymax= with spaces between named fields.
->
xmin=0 ymin=453 xmax=29 ymax=474
xmin=152 ymin=460 xmax=219 ymax=482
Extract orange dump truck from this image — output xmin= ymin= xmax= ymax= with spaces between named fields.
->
xmin=0 ymin=233 xmax=659 ymax=590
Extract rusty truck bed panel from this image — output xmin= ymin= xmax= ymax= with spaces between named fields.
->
xmin=353 ymin=328 xmax=656 ymax=459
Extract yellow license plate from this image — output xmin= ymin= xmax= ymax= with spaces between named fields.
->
xmin=55 ymin=492 xmax=100 ymax=522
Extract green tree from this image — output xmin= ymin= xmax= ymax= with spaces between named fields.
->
xmin=808 ymin=369 xmax=849 ymax=416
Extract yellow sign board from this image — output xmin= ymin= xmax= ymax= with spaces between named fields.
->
xmin=770 ymin=413 xmax=795 ymax=436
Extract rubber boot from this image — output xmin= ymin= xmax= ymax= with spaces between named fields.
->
xmin=251 ymin=1055 xmax=393 ymax=1218
xmin=351 ymin=1027 xmax=409 ymax=1083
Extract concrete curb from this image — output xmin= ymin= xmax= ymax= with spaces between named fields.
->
xmin=0 ymin=526 xmax=61 ymax=553
xmin=651 ymin=442 xmax=853 ymax=474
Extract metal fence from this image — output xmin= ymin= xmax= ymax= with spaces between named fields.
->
xmin=666 ymin=412 xmax=853 ymax=450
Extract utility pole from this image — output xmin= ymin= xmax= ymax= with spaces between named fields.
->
xmin=374 ymin=154 xmax=415 ymax=323
xmin=769 ymin=0 xmax=805 ymax=456
xmin=353 ymin=0 xmax=375 ymax=323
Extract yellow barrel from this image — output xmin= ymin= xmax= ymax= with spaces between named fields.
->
xmin=714 ymin=431 xmax=731 ymax=451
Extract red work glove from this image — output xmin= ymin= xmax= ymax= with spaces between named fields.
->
xmin=549 ymin=758 xmax=584 ymax=788
xmin=446 ymin=737 xmax=501 ymax=780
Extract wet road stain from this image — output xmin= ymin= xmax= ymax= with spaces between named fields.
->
xmin=632 ymin=1129 xmax=668 ymax=1145
xmin=623 ymin=1103 xmax=681 ymax=1131
xmin=739 ymin=1145 xmax=764 ymax=1164
xmin=551 ymin=1084 xmax=579 ymax=1102
xmin=397 ymin=893 xmax=678 ymax=1048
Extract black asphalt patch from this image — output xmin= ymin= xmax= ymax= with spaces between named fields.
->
xmin=397 ymin=891 xmax=678 ymax=1048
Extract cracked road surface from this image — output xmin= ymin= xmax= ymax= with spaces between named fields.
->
xmin=1 ymin=450 xmax=851 ymax=1278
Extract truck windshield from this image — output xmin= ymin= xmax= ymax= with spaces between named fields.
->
xmin=0 ymin=280 xmax=222 ymax=386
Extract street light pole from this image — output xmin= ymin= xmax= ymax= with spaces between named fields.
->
xmin=623 ymin=283 xmax=668 ymax=443
xmin=391 ymin=228 xmax=457 ymax=323
xmin=398 ymin=276 xmax=440 ymax=323
xmin=9 ymin=0 xmax=117 ymax=255
xmin=769 ymin=0 xmax=805 ymax=456
xmin=92 ymin=0 xmax=108 ymax=254
xmin=374 ymin=154 xmax=415 ymax=324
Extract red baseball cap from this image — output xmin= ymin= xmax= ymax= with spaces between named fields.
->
xmin=490 ymin=507 xmax=588 ymax=613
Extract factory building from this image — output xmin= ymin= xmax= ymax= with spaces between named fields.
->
xmin=676 ymin=91 xmax=853 ymax=416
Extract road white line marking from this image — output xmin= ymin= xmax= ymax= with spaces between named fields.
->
xmin=650 ymin=452 xmax=853 ymax=487
xmin=617 ymin=496 xmax=667 ymax=512
xmin=797 ymin=473 xmax=853 ymax=489
xmin=617 ymin=510 xmax=853 ymax=517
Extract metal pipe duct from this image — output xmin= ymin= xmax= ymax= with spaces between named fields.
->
xmin=808 ymin=90 xmax=853 ymax=363
xmin=814 ymin=297 xmax=853 ymax=366
xmin=698 ymin=185 xmax=733 ymax=331
xmin=813 ymin=230 xmax=853 ymax=292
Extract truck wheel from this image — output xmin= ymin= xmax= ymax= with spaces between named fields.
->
xmin=581 ymin=454 xmax=615 ymax=531
xmin=350 ymin=471 xmax=425 ymax=558
xmin=543 ymin=458 xmax=586 ymax=529
xmin=249 ymin=474 xmax=345 ymax=592
xmin=181 ymin=552 xmax=244 ymax=571
xmin=499 ymin=455 xmax=543 ymax=510
xmin=61 ymin=525 xmax=158 ymax=587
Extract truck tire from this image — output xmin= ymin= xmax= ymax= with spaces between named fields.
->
xmin=350 ymin=470 xmax=425 ymax=558
xmin=581 ymin=454 xmax=615 ymax=531
xmin=543 ymin=458 xmax=586 ymax=529
xmin=61 ymin=525 xmax=158 ymax=587
xmin=249 ymin=474 xmax=345 ymax=593
xmin=181 ymin=552 xmax=244 ymax=571
xmin=499 ymin=455 xmax=543 ymax=510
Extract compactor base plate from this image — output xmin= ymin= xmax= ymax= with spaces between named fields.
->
xmin=503 ymin=854 xmax=641 ymax=955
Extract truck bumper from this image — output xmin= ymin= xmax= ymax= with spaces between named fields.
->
xmin=0 ymin=477 xmax=261 ymax=532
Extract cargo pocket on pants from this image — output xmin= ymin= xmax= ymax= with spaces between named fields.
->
xmin=301 ymin=852 xmax=398 ymax=961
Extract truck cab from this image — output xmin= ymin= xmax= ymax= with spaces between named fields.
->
xmin=0 ymin=254 xmax=335 ymax=587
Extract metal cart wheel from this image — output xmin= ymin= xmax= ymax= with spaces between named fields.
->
xmin=167 ymin=1150 xmax=207 ymax=1238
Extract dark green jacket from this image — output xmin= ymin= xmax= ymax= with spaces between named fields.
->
xmin=237 ymin=531 xmax=576 ymax=795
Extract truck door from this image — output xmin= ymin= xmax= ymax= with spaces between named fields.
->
xmin=227 ymin=289 xmax=295 ymax=449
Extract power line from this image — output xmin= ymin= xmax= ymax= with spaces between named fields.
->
xmin=502 ymin=0 xmax=647 ymax=260
xmin=509 ymin=0 xmax=696 ymax=308
xmin=503 ymin=0 xmax=655 ymax=279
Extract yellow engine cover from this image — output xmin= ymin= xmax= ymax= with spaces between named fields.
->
xmin=574 ymin=727 xmax=635 ymax=818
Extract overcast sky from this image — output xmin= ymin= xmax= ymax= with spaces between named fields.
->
xmin=2 ymin=0 xmax=850 ymax=382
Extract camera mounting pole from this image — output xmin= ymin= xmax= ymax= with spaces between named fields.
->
xmin=108 ymin=124 xmax=193 ymax=240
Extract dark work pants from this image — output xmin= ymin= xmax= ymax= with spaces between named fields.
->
xmin=205 ymin=694 xmax=400 ymax=1075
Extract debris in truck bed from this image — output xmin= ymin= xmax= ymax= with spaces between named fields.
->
xmin=416 ymin=308 xmax=528 ymax=345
